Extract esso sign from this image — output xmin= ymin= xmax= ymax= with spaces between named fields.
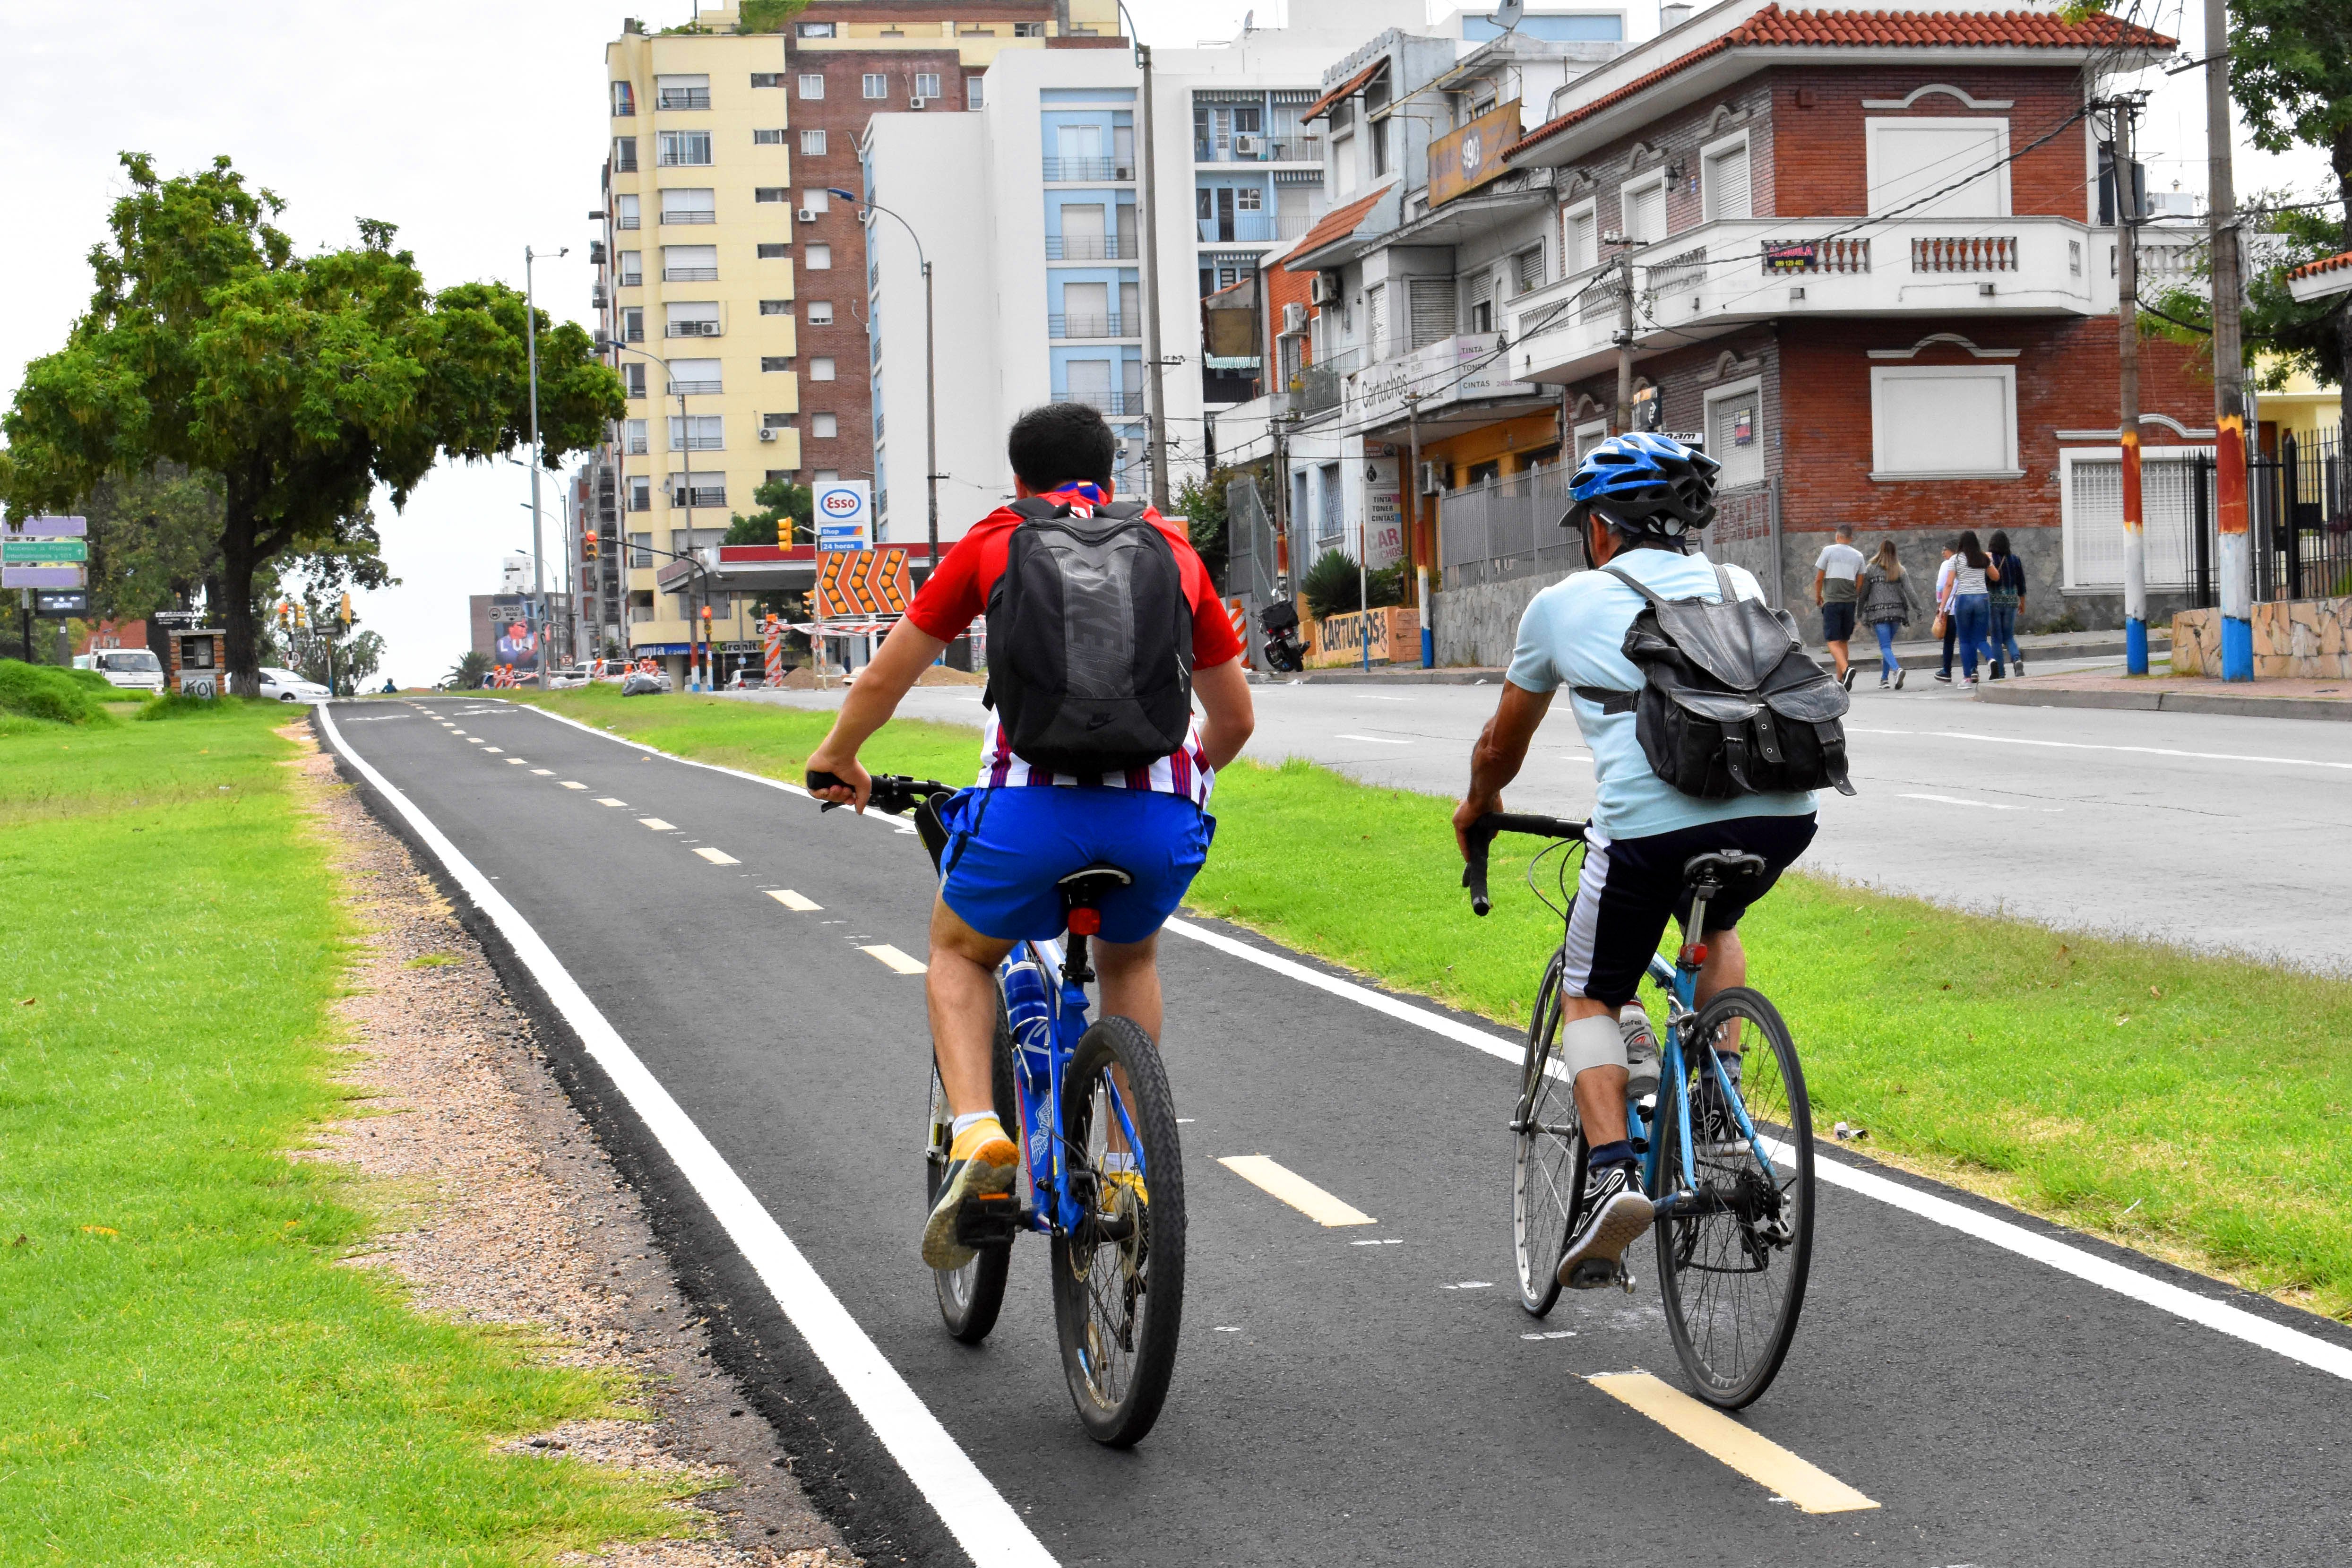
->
xmin=812 ymin=480 xmax=872 ymax=548
xmin=821 ymin=490 xmax=861 ymax=517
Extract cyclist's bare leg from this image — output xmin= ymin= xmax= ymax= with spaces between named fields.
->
xmin=1558 ymin=993 xmax=1630 ymax=1146
xmin=1090 ymin=932 xmax=1163 ymax=1042
xmin=1695 ymin=928 xmax=1747 ymax=1059
xmin=927 ymin=895 xmax=1016 ymax=1117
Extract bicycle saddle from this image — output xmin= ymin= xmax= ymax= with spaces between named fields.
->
xmin=1681 ymin=850 xmax=1770 ymax=888
xmin=1057 ymin=863 xmax=1134 ymax=904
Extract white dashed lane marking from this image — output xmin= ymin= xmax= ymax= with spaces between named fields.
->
xmin=507 ymin=758 xmax=527 ymax=765
xmin=1333 ymin=733 xmax=1412 ymax=745
xmin=768 ymin=890 xmax=822 ymax=911
xmin=560 ymin=781 xmax=587 ymax=790
xmin=693 ymin=847 xmax=741 ymax=865
xmin=484 ymin=747 xmax=503 ymax=754
xmin=860 ymin=944 xmax=928 ymax=975
xmin=639 ymin=818 xmax=677 ymax=831
xmin=1217 ymin=1155 xmax=1376 ymax=1227
xmin=596 ymin=797 xmax=629 ymax=807
xmin=531 ymin=768 xmax=554 ymax=776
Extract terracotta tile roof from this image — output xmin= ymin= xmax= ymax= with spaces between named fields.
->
xmin=2289 ymin=249 xmax=2352 ymax=282
xmin=1280 ymin=184 xmax=1396 ymax=272
xmin=1303 ymin=58 xmax=1387 ymax=124
xmin=1508 ymin=6 xmax=2179 ymax=158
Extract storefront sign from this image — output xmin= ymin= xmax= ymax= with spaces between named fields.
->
xmin=814 ymin=480 xmax=873 ymax=552
xmin=1428 ymin=99 xmax=1521 ymax=208
xmin=1308 ymin=605 xmax=1422 ymax=667
xmin=1363 ymin=456 xmax=1404 ymax=569
xmin=1345 ymin=332 xmax=1538 ymax=430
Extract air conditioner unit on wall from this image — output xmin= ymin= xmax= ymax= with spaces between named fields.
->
xmin=1282 ymin=302 xmax=1307 ymax=333
xmin=796 ymin=208 xmax=818 ymax=223
xmin=909 ymin=96 xmax=928 ymax=110
xmin=1234 ymin=133 xmax=1262 ymax=155
xmin=1419 ymin=462 xmax=1445 ymax=496
xmin=1309 ymin=272 xmax=1341 ymax=306
xmin=758 ymin=428 xmax=777 ymax=443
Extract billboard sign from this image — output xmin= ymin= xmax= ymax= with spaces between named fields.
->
xmin=2 ymin=565 xmax=84 ymax=589
xmin=814 ymin=480 xmax=873 ymax=552
xmin=1363 ymin=455 xmax=1404 ymax=569
xmin=489 ymin=594 xmax=543 ymax=675
xmin=17 ymin=515 xmax=88 ymax=537
xmin=2 ymin=538 xmax=88 ymax=563
xmin=1428 ymin=98 xmax=1522 ymax=207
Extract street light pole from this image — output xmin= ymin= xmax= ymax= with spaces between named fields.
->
xmin=1116 ymin=2 xmax=1171 ymax=511
xmin=603 ymin=337 xmax=712 ymax=689
xmin=833 ymin=190 xmax=939 ymax=573
xmin=524 ymin=245 xmax=568 ymax=690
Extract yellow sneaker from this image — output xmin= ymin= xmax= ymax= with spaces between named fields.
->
xmin=923 ymin=1118 xmax=1018 ymax=1271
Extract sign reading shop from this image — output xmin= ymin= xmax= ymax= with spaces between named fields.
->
xmin=1428 ymin=98 xmax=1522 ymax=207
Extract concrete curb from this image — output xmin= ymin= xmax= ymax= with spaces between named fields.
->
xmin=1978 ymin=682 xmax=2352 ymax=722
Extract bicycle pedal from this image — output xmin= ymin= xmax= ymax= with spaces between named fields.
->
xmin=1618 ymin=1267 xmax=1637 ymax=1296
xmin=955 ymin=1193 xmax=1021 ymax=1247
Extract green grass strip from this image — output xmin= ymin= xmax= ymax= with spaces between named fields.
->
xmin=0 ymin=699 xmax=692 ymax=1564
xmin=511 ymin=684 xmax=2352 ymax=1322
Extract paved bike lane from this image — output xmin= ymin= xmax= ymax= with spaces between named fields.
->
xmin=326 ymin=698 xmax=2352 ymax=1568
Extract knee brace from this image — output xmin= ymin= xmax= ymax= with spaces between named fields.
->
xmin=1556 ymin=1013 xmax=1628 ymax=1080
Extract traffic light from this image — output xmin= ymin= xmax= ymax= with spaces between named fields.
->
xmin=294 ymin=604 xmax=308 ymax=630
xmin=777 ymin=515 xmax=789 ymax=549
xmin=338 ymin=592 xmax=352 ymax=628
xmin=277 ymin=602 xmax=291 ymax=629
xmin=584 ymin=531 xmax=600 ymax=561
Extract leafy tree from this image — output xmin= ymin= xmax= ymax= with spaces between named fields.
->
xmin=447 ymin=650 xmax=493 ymax=690
xmin=1301 ymin=548 xmax=1405 ymax=620
xmin=2 ymin=154 xmax=622 ymax=694
xmin=725 ymin=475 xmax=813 ymax=545
xmin=1173 ymin=468 xmax=1232 ymax=586
xmin=2143 ymin=196 xmax=2350 ymax=402
xmin=735 ymin=0 xmax=810 ymax=32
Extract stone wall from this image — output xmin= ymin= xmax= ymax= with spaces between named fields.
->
xmin=2172 ymin=597 xmax=2352 ymax=677
xmin=1775 ymin=524 xmax=2195 ymax=638
xmin=1433 ymin=570 xmax=1555 ymax=668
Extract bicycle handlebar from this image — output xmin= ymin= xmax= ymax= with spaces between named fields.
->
xmin=806 ymin=769 xmax=953 ymax=817
xmin=1462 ymin=811 xmax=1587 ymax=917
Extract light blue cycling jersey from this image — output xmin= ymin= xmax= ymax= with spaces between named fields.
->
xmin=1505 ymin=547 xmax=1818 ymax=842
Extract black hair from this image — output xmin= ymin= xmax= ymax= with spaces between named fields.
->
xmin=1955 ymin=529 xmax=1989 ymax=569
xmin=1007 ymin=402 xmax=1116 ymax=491
xmin=1988 ymin=529 xmax=2011 ymax=557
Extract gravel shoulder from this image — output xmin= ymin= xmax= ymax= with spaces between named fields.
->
xmin=287 ymin=727 xmax=855 ymax=1568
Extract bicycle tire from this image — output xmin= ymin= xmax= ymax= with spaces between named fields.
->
xmin=1655 ymin=986 xmax=1814 ymax=1410
xmin=1512 ymin=950 xmax=1583 ymax=1317
xmin=1050 ymin=1015 xmax=1186 ymax=1447
xmin=925 ymin=994 xmax=1018 ymax=1344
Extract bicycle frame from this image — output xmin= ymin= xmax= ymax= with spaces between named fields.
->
xmin=999 ymin=938 xmax=1146 ymax=1239
xmin=1628 ymin=909 xmax=1782 ymax=1220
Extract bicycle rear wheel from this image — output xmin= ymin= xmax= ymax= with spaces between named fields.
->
xmin=925 ymin=994 xmax=1018 ymax=1344
xmin=1655 ymin=986 xmax=1814 ymax=1409
xmin=1050 ymin=1015 xmax=1186 ymax=1447
xmin=1512 ymin=950 xmax=1582 ymax=1316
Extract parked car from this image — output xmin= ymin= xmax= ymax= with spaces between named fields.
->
xmin=80 ymin=648 xmax=167 ymax=694
xmin=258 ymin=666 xmax=332 ymax=703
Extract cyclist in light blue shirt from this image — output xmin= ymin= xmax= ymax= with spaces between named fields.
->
xmin=1455 ymin=433 xmax=1818 ymax=1289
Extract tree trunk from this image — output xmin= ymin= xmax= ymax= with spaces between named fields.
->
xmin=219 ymin=480 xmax=262 ymax=698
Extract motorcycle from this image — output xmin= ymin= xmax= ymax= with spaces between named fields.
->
xmin=1258 ymin=600 xmax=1307 ymax=674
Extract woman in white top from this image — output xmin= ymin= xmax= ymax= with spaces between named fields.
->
xmin=1943 ymin=529 xmax=2000 ymax=686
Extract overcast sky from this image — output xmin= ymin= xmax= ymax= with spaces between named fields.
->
xmin=1 ymin=0 xmax=2329 ymax=688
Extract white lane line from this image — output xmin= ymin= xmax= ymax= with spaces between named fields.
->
xmin=1217 ymin=1154 xmax=1376 ymax=1227
xmin=861 ymin=944 xmax=928 ymax=975
xmin=1898 ymin=793 xmax=2043 ymax=811
xmin=507 ymin=758 xmax=528 ymax=765
xmin=531 ymin=768 xmax=555 ymax=776
xmin=693 ymin=847 xmax=741 ymax=865
xmin=315 ymin=706 xmax=1060 ymax=1568
xmin=1334 ymin=733 xmax=1412 ymax=745
xmin=1589 ymin=1372 xmax=1878 ymax=1514
xmin=596 ymin=797 xmax=629 ymax=807
xmin=1163 ymin=917 xmax=2352 ymax=1385
xmin=1846 ymin=726 xmax=2352 ymax=772
xmin=560 ymin=781 xmax=587 ymax=790
xmin=639 ymin=818 xmax=677 ymax=831
xmin=484 ymin=747 xmax=504 ymax=754
xmin=466 ymin=737 xmax=485 ymax=744
xmin=769 ymin=889 xmax=823 ymax=911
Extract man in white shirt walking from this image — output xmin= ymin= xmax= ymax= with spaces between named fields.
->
xmin=1812 ymin=525 xmax=1865 ymax=689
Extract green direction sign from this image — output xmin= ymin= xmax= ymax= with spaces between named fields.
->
xmin=2 ymin=538 xmax=88 ymax=563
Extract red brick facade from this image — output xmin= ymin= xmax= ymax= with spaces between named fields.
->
xmin=1769 ymin=66 xmax=2089 ymax=219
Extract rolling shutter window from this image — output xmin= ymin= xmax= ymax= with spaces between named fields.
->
xmin=1624 ymin=179 xmax=1666 ymax=242
xmin=660 ymin=188 xmax=715 ymax=221
xmin=1706 ymin=391 xmax=1763 ymax=489
xmin=1703 ymin=141 xmax=1751 ymax=221
xmin=1365 ymin=282 xmax=1386 ymax=356
xmin=1516 ymin=247 xmax=1545 ymax=293
xmin=1407 ymin=276 xmax=1454 ymax=350
xmin=1868 ymin=120 xmax=2008 ymax=217
xmin=1562 ymin=207 xmax=1596 ymax=274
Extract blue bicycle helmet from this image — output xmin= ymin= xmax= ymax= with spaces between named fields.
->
xmin=1562 ymin=432 xmax=1722 ymax=541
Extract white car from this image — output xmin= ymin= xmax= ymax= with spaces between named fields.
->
xmin=258 ymin=666 xmax=332 ymax=703
xmin=82 ymin=648 xmax=166 ymax=694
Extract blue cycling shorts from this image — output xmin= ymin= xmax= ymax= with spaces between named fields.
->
xmin=937 ymin=786 xmax=1215 ymax=944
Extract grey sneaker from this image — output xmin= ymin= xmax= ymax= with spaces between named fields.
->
xmin=1619 ymin=1003 xmax=1661 ymax=1099
xmin=1558 ymin=1160 xmax=1654 ymax=1289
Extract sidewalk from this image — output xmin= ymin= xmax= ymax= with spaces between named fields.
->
xmin=1977 ymin=670 xmax=2352 ymax=722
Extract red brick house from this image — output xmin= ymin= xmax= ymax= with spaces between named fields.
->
xmin=1499 ymin=2 xmax=2206 ymax=630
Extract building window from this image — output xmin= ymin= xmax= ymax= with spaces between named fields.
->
xmin=756 ymin=242 xmax=790 ymax=258
xmin=796 ymin=20 xmax=836 ymax=37
xmin=611 ymin=81 xmax=636 ymax=116
xmin=798 ymin=72 xmax=826 ymax=98
xmin=1013 ymin=20 xmax=1045 ymax=36
xmin=1561 ymin=201 xmax=1596 ymax=274
xmin=750 ymin=72 xmax=781 ymax=88
xmin=660 ymin=188 xmax=716 ymax=224
xmin=661 ymin=244 xmax=717 ymax=282
xmin=801 ymin=188 xmax=830 ymax=213
xmin=1619 ymin=172 xmax=1667 ymax=243
xmin=800 ymin=129 xmax=827 ymax=155
xmin=1866 ymin=117 xmax=2011 ymax=218
xmin=806 ymin=301 xmax=834 ymax=324
xmin=762 ymin=412 xmax=795 ymax=431
xmin=667 ymin=358 xmax=722 ymax=395
xmin=759 ymin=298 xmax=793 ymax=316
xmin=810 ymin=357 xmax=837 ymax=381
xmin=618 ymin=250 xmax=642 ymax=286
xmin=619 ymin=306 xmax=645 ymax=341
xmin=668 ymin=414 xmax=725 ymax=451
xmin=915 ymin=72 xmax=941 ymax=98
xmin=616 ymin=193 xmax=640 ymax=229
xmin=664 ymin=301 xmax=721 ymax=337
xmin=805 ymin=243 xmax=832 ymax=269
xmin=625 ymin=418 xmax=649 ymax=455
xmin=756 ymin=186 xmax=787 ymax=203
xmin=622 ymin=362 xmax=646 ymax=397
xmin=1870 ymin=365 xmax=2019 ymax=477
xmin=613 ymin=137 xmax=638 ymax=172
xmin=1516 ymin=245 xmax=1545 ymax=293
xmin=1701 ymin=132 xmax=1752 ymax=222
xmin=966 ymin=77 xmax=984 ymax=109
xmin=863 ymin=74 xmax=888 ymax=99
xmin=658 ymin=129 xmax=713 ymax=167
xmin=1704 ymin=378 xmax=1764 ymax=489
xmin=761 ymin=355 xmax=795 ymax=372
xmin=628 ymin=526 xmax=652 ymax=560
xmin=814 ymin=469 xmax=841 ymax=483
xmin=670 ymin=471 xmax=727 ymax=508
xmin=753 ymin=128 xmax=786 ymax=146
xmin=812 ymin=413 xmax=839 ymax=438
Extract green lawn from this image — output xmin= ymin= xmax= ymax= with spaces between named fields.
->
xmin=0 ymin=698 xmax=692 ymax=1564
xmin=520 ymin=685 xmax=2352 ymax=1322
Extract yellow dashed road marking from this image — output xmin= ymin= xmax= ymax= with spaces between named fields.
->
xmin=639 ymin=818 xmax=676 ymax=830
xmin=1585 ymin=1372 xmax=1878 ymax=1514
xmin=860 ymin=944 xmax=927 ymax=975
xmin=531 ymin=768 xmax=554 ymax=776
xmin=693 ymin=847 xmax=740 ymax=865
xmin=768 ymin=889 xmax=822 ymax=911
xmin=596 ymin=797 xmax=628 ymax=807
xmin=560 ymin=781 xmax=587 ymax=790
xmin=1217 ymin=1155 xmax=1376 ymax=1227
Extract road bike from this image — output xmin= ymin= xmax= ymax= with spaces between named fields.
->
xmin=809 ymin=772 xmax=1186 ymax=1447
xmin=1464 ymin=812 xmax=1816 ymax=1409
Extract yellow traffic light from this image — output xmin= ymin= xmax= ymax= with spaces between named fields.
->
xmin=776 ymin=517 xmax=789 ymax=549
xmin=338 ymin=593 xmax=352 ymax=627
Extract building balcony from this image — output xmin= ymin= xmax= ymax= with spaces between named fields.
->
xmin=668 ymin=379 xmax=723 ymax=395
xmin=1048 ymin=312 xmax=1135 ymax=340
xmin=1196 ymin=214 xmax=1311 ymax=245
xmin=1507 ymin=215 xmax=2161 ymax=388
xmin=1194 ymin=135 xmax=1318 ymax=163
xmin=1053 ymin=389 xmax=1142 ymax=415
xmin=657 ymin=89 xmax=711 ymax=110
xmin=1043 ymin=157 xmax=1134 ymax=182
xmin=668 ymin=485 xmax=728 ymax=509
xmin=618 ymin=270 xmax=643 ymax=287
xmin=670 ymin=435 xmax=726 ymax=451
xmin=657 ymin=152 xmax=715 ymax=168
xmin=663 ymin=266 xmax=719 ymax=282
xmin=1046 ymin=234 xmax=1139 ymax=260
xmin=666 ymin=320 xmax=722 ymax=338
xmin=662 ymin=209 xmax=717 ymax=225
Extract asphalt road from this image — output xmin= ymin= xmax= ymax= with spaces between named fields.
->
xmin=324 ymin=697 xmax=2352 ymax=1568
xmin=751 ymin=672 xmax=2352 ymax=974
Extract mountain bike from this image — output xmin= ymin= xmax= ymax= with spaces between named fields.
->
xmin=1464 ymin=812 xmax=1816 ymax=1410
xmin=809 ymin=772 xmax=1186 ymax=1447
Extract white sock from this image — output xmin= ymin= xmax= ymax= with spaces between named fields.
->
xmin=950 ymin=1111 xmax=1000 ymax=1139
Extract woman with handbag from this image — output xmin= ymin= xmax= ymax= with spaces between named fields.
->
xmin=1986 ymin=530 xmax=2027 ymax=679
xmin=1944 ymin=530 xmax=1998 ymax=687
xmin=1861 ymin=539 xmax=1921 ymax=689
xmin=1932 ymin=542 xmax=1957 ymax=682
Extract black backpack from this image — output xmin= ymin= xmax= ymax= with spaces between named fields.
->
xmin=983 ymin=497 xmax=1195 ymax=775
xmin=1574 ymin=560 xmax=1857 ymax=800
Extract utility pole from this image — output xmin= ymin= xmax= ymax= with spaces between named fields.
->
xmin=526 ymin=245 xmax=550 ymax=691
xmin=1407 ymin=392 xmax=1430 ymax=667
xmin=2113 ymin=98 xmax=2150 ymax=675
xmin=1610 ymin=240 xmax=1637 ymax=432
xmin=1137 ymin=39 xmax=1171 ymax=511
xmin=2206 ymin=0 xmax=2253 ymax=681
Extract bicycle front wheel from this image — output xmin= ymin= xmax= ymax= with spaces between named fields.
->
xmin=1050 ymin=1015 xmax=1186 ymax=1447
xmin=1512 ymin=950 xmax=1582 ymax=1316
xmin=1656 ymin=986 xmax=1814 ymax=1409
xmin=925 ymin=994 xmax=1017 ymax=1344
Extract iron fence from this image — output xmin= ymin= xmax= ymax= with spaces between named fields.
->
xmin=2254 ymin=423 xmax=2352 ymax=602
xmin=1437 ymin=470 xmax=1578 ymax=590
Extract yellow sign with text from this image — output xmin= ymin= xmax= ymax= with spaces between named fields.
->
xmin=1429 ymin=99 xmax=1522 ymax=207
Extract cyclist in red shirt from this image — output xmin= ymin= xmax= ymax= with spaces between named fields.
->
xmin=807 ymin=404 xmax=1255 ymax=1266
